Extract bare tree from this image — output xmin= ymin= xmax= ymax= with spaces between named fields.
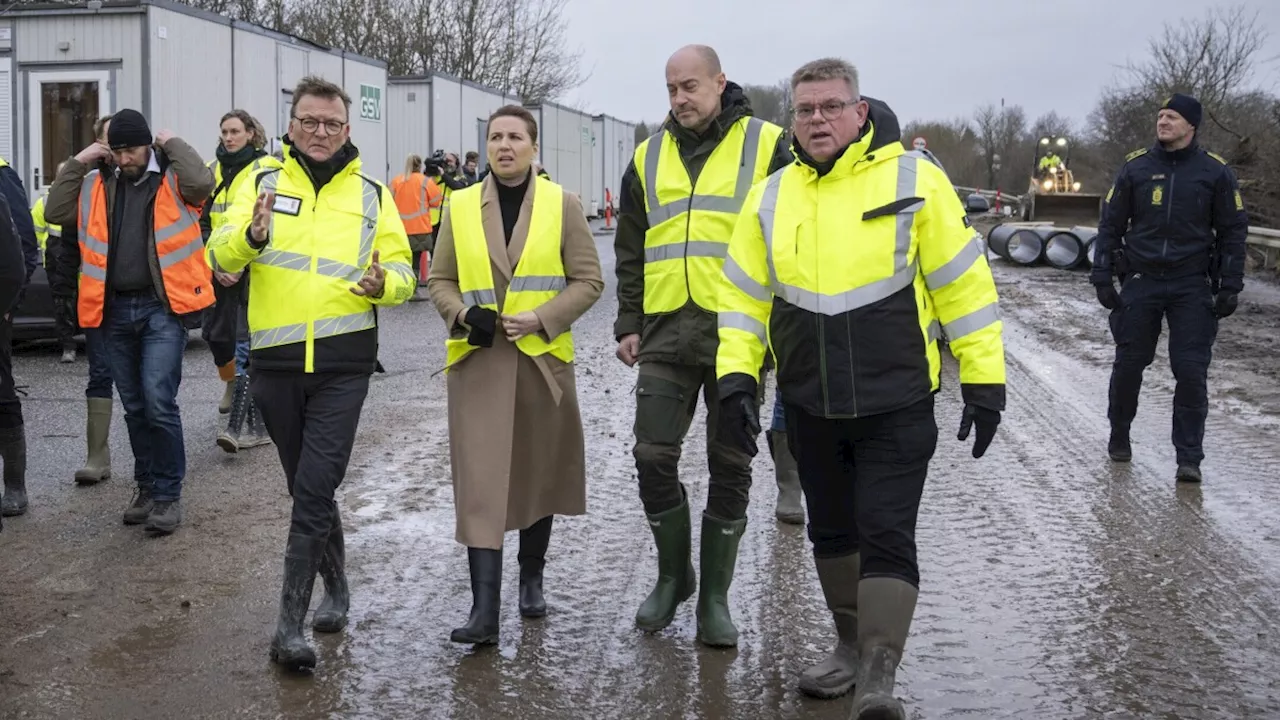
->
xmin=973 ymin=102 xmax=1027 ymax=191
xmin=741 ymin=79 xmax=792 ymax=127
xmin=634 ymin=121 xmax=652 ymax=144
xmin=900 ymin=118 xmax=984 ymax=188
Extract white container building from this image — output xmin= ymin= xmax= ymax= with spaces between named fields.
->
xmin=524 ymin=101 xmax=596 ymax=210
xmin=0 ymin=0 xmax=389 ymax=200
xmin=386 ymin=73 xmax=519 ymax=182
xmin=591 ymin=114 xmax=637 ymax=216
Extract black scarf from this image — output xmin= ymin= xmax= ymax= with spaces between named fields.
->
xmin=286 ymin=137 xmax=360 ymax=193
xmin=213 ymin=145 xmax=265 ymax=197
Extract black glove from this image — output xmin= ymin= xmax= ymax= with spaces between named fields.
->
xmin=1213 ymin=292 xmax=1238 ymax=319
xmin=957 ymin=404 xmax=1000 ymax=459
xmin=717 ymin=391 xmax=761 ymax=457
xmin=1094 ymin=283 xmax=1121 ymax=311
xmin=464 ymin=306 xmax=498 ymax=348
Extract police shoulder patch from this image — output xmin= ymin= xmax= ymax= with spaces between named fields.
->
xmin=1124 ymin=148 xmax=1149 ymax=163
xmin=1206 ymin=150 xmax=1228 ymax=165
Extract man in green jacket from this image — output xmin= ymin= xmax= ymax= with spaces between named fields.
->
xmin=614 ymin=44 xmax=794 ymax=648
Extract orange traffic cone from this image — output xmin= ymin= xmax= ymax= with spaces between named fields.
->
xmin=419 ymin=251 xmax=431 ymax=282
xmin=605 ymin=188 xmax=614 ymax=228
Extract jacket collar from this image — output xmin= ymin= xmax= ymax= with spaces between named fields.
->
xmin=1153 ymin=139 xmax=1199 ymax=164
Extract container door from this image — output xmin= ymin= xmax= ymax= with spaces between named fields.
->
xmin=476 ymin=118 xmax=487 ymax=174
xmin=27 ymin=69 xmax=112 ymax=195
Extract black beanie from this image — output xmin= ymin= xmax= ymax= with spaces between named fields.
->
xmin=107 ymin=109 xmax=153 ymax=150
xmin=1161 ymin=93 xmax=1202 ymax=128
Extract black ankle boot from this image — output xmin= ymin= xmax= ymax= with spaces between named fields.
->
xmin=0 ymin=425 xmax=29 ymax=517
xmin=518 ymin=516 xmax=553 ymax=618
xmin=269 ymin=533 xmax=326 ymax=671
xmin=451 ymin=547 xmax=502 ymax=644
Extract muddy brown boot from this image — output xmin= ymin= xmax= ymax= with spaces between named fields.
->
xmin=636 ymin=493 xmax=696 ymax=631
xmin=217 ymin=375 xmax=250 ymax=454
xmin=313 ymin=511 xmax=350 ymax=633
xmin=851 ymin=577 xmax=918 ymax=720
xmin=518 ymin=515 xmax=553 ymax=618
xmin=0 ymin=425 xmax=29 ymax=517
xmin=696 ymin=513 xmax=747 ymax=648
xmin=270 ymin=533 xmax=326 ymax=671
xmin=451 ymin=547 xmax=502 ymax=645
xmin=799 ymin=552 xmax=859 ymax=699
xmin=769 ymin=430 xmax=805 ymax=524
xmin=75 ymin=398 xmax=113 ymax=485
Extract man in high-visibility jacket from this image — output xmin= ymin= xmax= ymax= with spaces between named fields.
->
xmin=46 ymin=109 xmax=215 ymax=535
xmin=209 ymin=75 xmax=413 ymax=673
xmin=32 ymin=175 xmax=79 ymax=365
xmin=715 ymin=58 xmax=1006 ymax=718
xmin=613 ymin=44 xmax=794 ymax=649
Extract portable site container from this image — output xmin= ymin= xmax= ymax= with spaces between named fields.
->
xmin=524 ymin=101 xmax=595 ymax=210
xmin=386 ymin=72 xmax=519 ymax=183
xmin=590 ymin=114 xmax=636 ymax=217
xmin=0 ymin=0 xmax=389 ymax=200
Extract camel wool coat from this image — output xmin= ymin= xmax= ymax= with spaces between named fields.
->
xmin=427 ymin=174 xmax=604 ymax=549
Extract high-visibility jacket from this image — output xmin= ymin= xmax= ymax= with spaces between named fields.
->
xmin=445 ymin=175 xmax=571 ymax=370
xmin=633 ymin=116 xmax=784 ymax=315
xmin=390 ymin=172 xmax=442 ymax=235
xmin=716 ymin=122 xmax=1006 ymax=419
xmin=429 ymin=174 xmax=451 ymax=227
xmin=31 ymin=193 xmax=59 ymax=254
xmin=207 ymin=143 xmax=415 ymax=374
xmin=75 ymin=167 xmax=213 ymax=328
xmin=206 ymin=154 xmax=282 ymax=234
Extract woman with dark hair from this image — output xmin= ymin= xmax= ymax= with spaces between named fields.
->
xmin=201 ymin=109 xmax=280 ymax=453
xmin=428 ymin=105 xmax=603 ymax=645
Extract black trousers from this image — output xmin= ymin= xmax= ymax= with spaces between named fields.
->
xmin=1107 ymin=273 xmax=1218 ymax=465
xmin=0 ymin=315 xmax=22 ymax=429
xmin=786 ymin=395 xmax=937 ymax=587
xmin=251 ymin=370 xmax=370 ymax=537
xmin=202 ymin=274 xmax=249 ymax=369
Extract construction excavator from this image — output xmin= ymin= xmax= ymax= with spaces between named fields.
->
xmin=1021 ymin=135 xmax=1104 ymax=227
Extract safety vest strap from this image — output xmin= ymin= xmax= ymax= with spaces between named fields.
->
xmin=641 ymin=117 xmax=766 ymax=227
xmin=250 ymin=309 xmax=376 ymax=350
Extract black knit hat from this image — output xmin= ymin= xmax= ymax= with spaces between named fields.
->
xmin=1161 ymin=93 xmax=1202 ymax=128
xmin=107 ymin=109 xmax=153 ymax=150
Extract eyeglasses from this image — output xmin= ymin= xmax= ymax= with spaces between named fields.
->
xmin=293 ymin=116 xmax=347 ymax=135
xmin=793 ymin=100 xmax=858 ymax=122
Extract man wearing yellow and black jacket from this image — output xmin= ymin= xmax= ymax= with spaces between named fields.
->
xmin=209 ymin=76 xmax=413 ymax=673
xmin=716 ymin=59 xmax=1005 ymax=719
xmin=614 ymin=44 xmax=793 ymax=649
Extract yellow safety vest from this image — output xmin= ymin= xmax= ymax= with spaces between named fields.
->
xmin=633 ymin=116 xmax=783 ymax=314
xmin=445 ymin=176 xmax=572 ymax=369
xmin=206 ymin=146 xmax=416 ymax=373
xmin=206 ymin=155 xmax=283 ymax=233
xmin=430 ymin=175 xmax=452 ymax=226
xmin=31 ymin=194 xmax=60 ymax=254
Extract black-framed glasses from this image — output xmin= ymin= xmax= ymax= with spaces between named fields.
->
xmin=793 ymin=100 xmax=857 ymax=122
xmin=293 ymin=116 xmax=347 ymax=135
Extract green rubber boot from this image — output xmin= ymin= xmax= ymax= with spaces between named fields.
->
xmin=851 ymin=577 xmax=919 ymax=720
xmin=635 ymin=493 xmax=696 ymax=631
xmin=696 ymin=513 xmax=747 ymax=648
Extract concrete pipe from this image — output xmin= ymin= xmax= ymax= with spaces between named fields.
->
xmin=987 ymin=224 xmax=1048 ymax=266
xmin=1044 ymin=230 xmax=1088 ymax=269
xmin=1070 ymin=226 xmax=1099 ymax=267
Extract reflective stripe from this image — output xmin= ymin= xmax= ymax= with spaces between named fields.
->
xmin=256 ymin=249 xmax=312 ymax=271
xmin=894 ymin=154 xmax=921 ymax=273
xmin=315 ymin=258 xmax=365 ymax=283
xmin=210 ymin=201 xmax=230 ymax=213
xmin=250 ymin=310 xmax=377 ymax=349
xmin=157 ymin=235 xmax=205 ymax=269
xmin=924 ymin=234 xmax=985 ymax=290
xmin=359 ymin=180 xmax=378 ymax=266
xmin=509 ymin=275 xmax=567 ymax=292
xmin=33 ymin=223 xmax=47 ymax=233
xmin=314 ymin=309 xmax=376 ymax=339
xmin=462 ymin=289 xmax=497 ymax=306
xmin=643 ymin=117 xmax=765 ymax=227
xmin=382 ymin=261 xmax=416 ymax=286
xmin=759 ymin=170 xmax=915 ymax=316
xmin=643 ymin=240 xmax=728 ymax=263
xmin=723 ymin=256 xmax=772 ymax=303
xmin=157 ymin=174 xmax=202 ymax=244
xmin=927 ymin=319 xmax=942 ymax=342
xmin=47 ymin=227 xmax=61 ymax=238
xmin=82 ymin=263 xmax=106 ymax=281
xmin=943 ymin=302 xmax=1001 ymax=340
xmin=79 ymin=171 xmax=107 ymax=253
xmin=719 ymin=310 xmax=767 ymax=345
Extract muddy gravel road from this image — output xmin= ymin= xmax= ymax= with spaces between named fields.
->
xmin=2 ymin=230 xmax=1280 ymax=720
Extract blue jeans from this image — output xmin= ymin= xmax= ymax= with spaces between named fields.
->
xmin=772 ymin=385 xmax=786 ymax=432
xmin=235 ymin=339 xmax=250 ymax=374
xmin=105 ymin=290 xmax=189 ymax=501
xmin=83 ymin=326 xmax=115 ymax=399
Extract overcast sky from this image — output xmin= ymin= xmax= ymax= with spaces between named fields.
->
xmin=559 ymin=0 xmax=1280 ymax=130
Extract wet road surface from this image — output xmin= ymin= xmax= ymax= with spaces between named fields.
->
xmin=2 ymin=232 xmax=1280 ymax=719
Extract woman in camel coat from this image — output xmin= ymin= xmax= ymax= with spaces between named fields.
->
xmin=427 ymin=105 xmax=603 ymax=645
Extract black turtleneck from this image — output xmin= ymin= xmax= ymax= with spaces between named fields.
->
xmin=1156 ymin=139 xmax=1199 ymax=163
xmin=287 ymin=139 xmax=360 ymax=193
xmin=495 ymin=169 xmax=531 ymax=245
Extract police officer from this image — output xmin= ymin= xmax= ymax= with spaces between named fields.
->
xmin=613 ymin=44 xmax=793 ymax=648
xmin=1090 ymin=93 xmax=1248 ymax=483
xmin=716 ymin=58 xmax=1005 ymax=716
xmin=209 ymin=75 xmax=414 ymax=671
